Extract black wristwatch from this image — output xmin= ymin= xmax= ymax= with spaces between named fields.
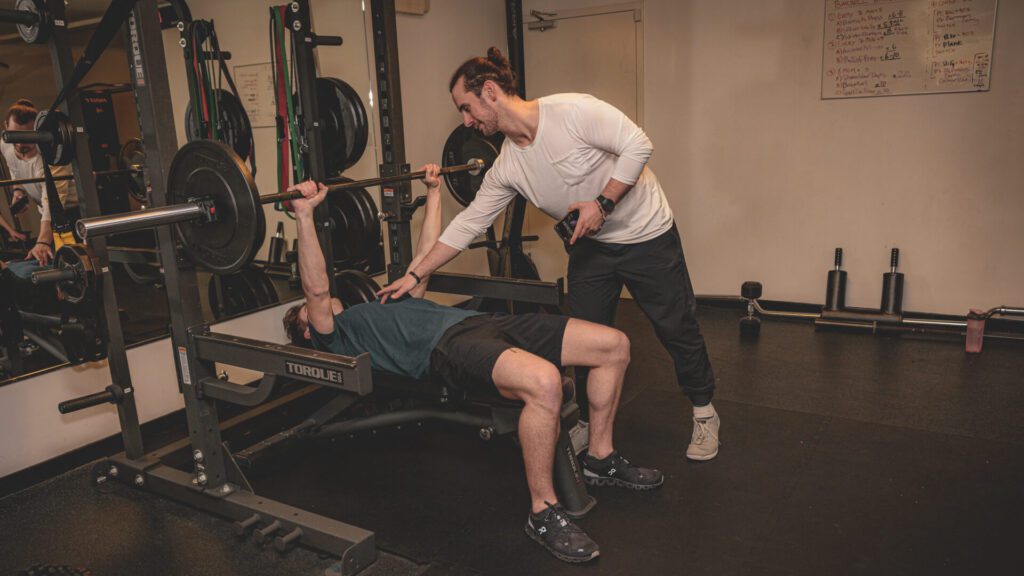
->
xmin=595 ymin=195 xmax=615 ymax=215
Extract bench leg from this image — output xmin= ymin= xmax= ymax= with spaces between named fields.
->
xmin=553 ymin=401 xmax=596 ymax=519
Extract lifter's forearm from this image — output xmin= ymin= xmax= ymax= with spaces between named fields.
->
xmin=410 ymin=193 xmax=442 ymax=267
xmin=296 ymin=213 xmax=331 ymax=299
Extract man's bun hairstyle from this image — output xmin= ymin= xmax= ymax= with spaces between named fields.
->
xmin=449 ymin=46 xmax=518 ymax=97
xmin=5 ymin=99 xmax=38 ymax=126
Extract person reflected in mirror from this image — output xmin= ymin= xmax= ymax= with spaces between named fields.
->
xmin=1 ymin=99 xmax=80 ymax=278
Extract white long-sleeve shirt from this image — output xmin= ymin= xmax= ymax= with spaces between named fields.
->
xmin=439 ymin=93 xmax=674 ymax=250
xmin=1 ymin=141 xmax=78 ymax=223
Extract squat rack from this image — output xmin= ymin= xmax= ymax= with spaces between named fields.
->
xmin=11 ymin=2 xmax=582 ymax=574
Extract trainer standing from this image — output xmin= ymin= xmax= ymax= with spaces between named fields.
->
xmin=384 ymin=48 xmax=720 ymax=461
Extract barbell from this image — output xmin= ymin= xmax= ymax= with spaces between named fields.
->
xmin=75 ymin=139 xmax=491 ymax=274
xmin=0 ymin=168 xmax=142 ymax=189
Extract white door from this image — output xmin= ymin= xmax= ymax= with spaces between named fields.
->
xmin=521 ymin=3 xmax=644 ymax=292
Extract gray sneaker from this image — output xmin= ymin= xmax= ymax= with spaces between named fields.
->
xmin=582 ymin=451 xmax=664 ymax=490
xmin=686 ymin=409 xmax=721 ymax=461
xmin=569 ymin=420 xmax=589 ymax=455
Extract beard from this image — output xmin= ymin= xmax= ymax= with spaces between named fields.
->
xmin=473 ymin=101 xmax=499 ymax=135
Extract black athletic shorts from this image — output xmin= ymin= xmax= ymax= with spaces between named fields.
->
xmin=429 ymin=313 xmax=570 ymax=391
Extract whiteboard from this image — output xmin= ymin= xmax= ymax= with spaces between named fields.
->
xmin=822 ymin=0 xmax=997 ymax=99
xmin=234 ymin=63 xmax=277 ymax=128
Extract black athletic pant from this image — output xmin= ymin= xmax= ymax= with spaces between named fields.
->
xmin=568 ymin=224 xmax=715 ymax=419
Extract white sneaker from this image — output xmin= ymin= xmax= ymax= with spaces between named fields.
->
xmin=569 ymin=420 xmax=590 ymax=455
xmin=686 ymin=407 xmax=720 ymax=461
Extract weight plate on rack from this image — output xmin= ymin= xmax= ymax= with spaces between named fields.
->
xmin=184 ymin=89 xmax=254 ymax=163
xmin=442 ymin=125 xmax=502 ymax=207
xmin=317 ymin=77 xmax=369 ymax=175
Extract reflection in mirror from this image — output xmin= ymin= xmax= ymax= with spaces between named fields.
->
xmin=0 ymin=0 xmax=378 ymax=384
xmin=0 ymin=20 xmax=160 ymax=382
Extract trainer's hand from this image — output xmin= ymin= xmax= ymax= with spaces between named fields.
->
xmin=377 ymin=273 xmax=418 ymax=303
xmin=28 ymin=242 xmax=52 ymax=266
xmin=566 ymin=199 xmax=605 ymax=245
xmin=287 ymin=180 xmax=329 ymax=216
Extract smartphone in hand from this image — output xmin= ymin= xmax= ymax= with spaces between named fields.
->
xmin=554 ymin=209 xmax=580 ymax=243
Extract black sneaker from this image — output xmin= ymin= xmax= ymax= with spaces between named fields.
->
xmin=524 ymin=502 xmax=600 ymax=563
xmin=582 ymin=451 xmax=664 ymax=490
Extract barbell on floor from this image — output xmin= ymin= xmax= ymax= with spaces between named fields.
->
xmin=75 ymin=140 xmax=490 ymax=274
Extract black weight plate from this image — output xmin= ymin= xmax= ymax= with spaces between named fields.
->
xmin=119 ymin=138 xmax=148 ymax=202
xmin=184 ymin=89 xmax=254 ymax=163
xmin=353 ymin=186 xmax=381 ymax=258
xmin=16 ymin=0 xmax=50 ymax=45
xmin=334 ymin=270 xmax=380 ymax=309
xmin=442 ymin=125 xmax=502 ymax=206
xmin=241 ymin=266 xmax=278 ymax=307
xmin=35 ymin=110 xmax=75 ymax=166
xmin=53 ymin=244 xmax=96 ymax=304
xmin=327 ymin=191 xmax=364 ymax=266
xmin=327 ymin=179 xmax=378 ymax=269
xmin=208 ymin=272 xmax=259 ymax=319
xmin=317 ymin=77 xmax=369 ymax=174
xmin=167 ymin=140 xmax=264 ymax=274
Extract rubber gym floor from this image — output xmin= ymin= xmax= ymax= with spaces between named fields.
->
xmin=1 ymin=300 xmax=1021 ymax=575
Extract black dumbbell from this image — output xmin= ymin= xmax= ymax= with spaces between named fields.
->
xmin=739 ymin=281 xmax=762 ymax=338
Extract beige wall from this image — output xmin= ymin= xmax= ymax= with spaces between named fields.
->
xmin=395 ymin=0 xmax=508 ymax=277
xmin=514 ymin=0 xmax=1024 ymax=314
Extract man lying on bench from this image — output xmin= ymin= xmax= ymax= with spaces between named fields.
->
xmin=282 ymin=167 xmax=662 ymax=564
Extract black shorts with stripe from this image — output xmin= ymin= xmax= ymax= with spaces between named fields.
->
xmin=429 ymin=313 xmax=570 ymax=392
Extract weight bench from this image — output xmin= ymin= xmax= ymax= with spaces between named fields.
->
xmin=232 ymin=368 xmax=596 ymax=518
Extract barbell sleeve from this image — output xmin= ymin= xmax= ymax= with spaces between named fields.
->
xmin=312 ymin=34 xmax=343 ymax=47
xmin=77 ymin=202 xmax=205 ymax=240
xmin=2 ymin=129 xmax=53 ymax=145
xmin=0 ymin=8 xmax=39 ymax=25
xmin=31 ymin=268 xmax=78 ymax=285
xmin=59 ymin=385 xmax=125 ymax=415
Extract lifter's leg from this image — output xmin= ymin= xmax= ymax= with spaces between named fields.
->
xmin=491 ymin=348 xmax=564 ymax=513
xmin=493 ymin=348 xmax=602 ymax=563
